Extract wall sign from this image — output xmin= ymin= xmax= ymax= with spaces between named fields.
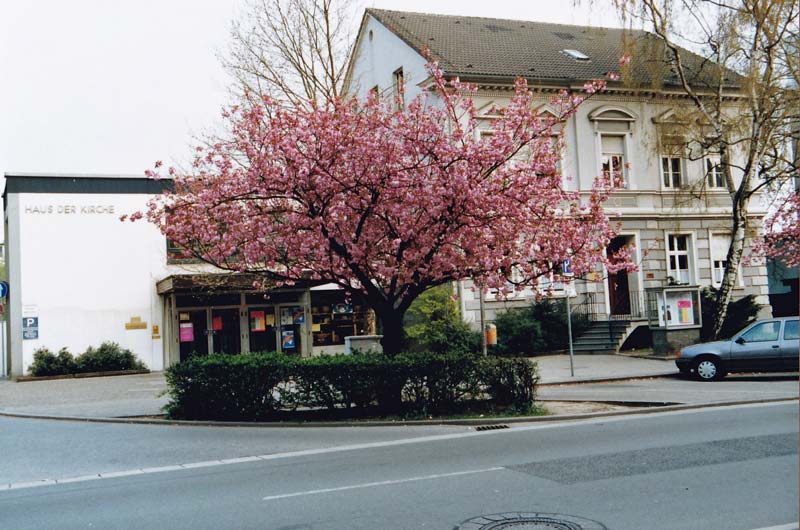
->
xmin=23 ymin=316 xmax=39 ymax=340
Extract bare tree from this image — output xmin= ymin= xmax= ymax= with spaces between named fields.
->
xmin=609 ymin=0 xmax=800 ymax=338
xmin=222 ymin=0 xmax=359 ymax=106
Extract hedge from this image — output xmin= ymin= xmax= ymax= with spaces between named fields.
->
xmin=29 ymin=342 xmax=146 ymax=376
xmin=164 ymin=351 xmax=538 ymax=421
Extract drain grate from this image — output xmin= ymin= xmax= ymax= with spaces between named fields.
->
xmin=455 ymin=512 xmax=608 ymax=530
xmin=475 ymin=424 xmax=510 ymax=431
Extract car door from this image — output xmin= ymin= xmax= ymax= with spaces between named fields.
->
xmin=730 ymin=320 xmax=782 ymax=372
xmin=780 ymin=319 xmax=799 ymax=371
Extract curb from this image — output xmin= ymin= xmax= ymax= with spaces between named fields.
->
xmin=538 ymin=372 xmax=679 ymax=386
xmin=15 ymin=370 xmax=151 ymax=383
xmin=1 ymin=396 xmax=796 ymax=428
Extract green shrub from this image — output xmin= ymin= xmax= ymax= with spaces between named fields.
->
xmin=700 ymin=288 xmax=762 ymax=340
xmin=404 ymin=285 xmax=482 ymax=355
xmin=495 ymin=299 xmax=589 ymax=356
xmin=76 ymin=342 xmax=146 ymax=373
xmin=30 ymin=347 xmax=76 ymax=376
xmin=164 ymin=351 xmax=539 ymax=421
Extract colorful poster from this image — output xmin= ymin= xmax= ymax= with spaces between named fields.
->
xmin=212 ymin=316 xmax=223 ymax=331
xmin=265 ymin=313 xmax=275 ymax=326
xmin=179 ymin=322 xmax=194 ymax=342
xmin=677 ymin=299 xmax=693 ymax=324
xmin=281 ymin=330 xmax=295 ymax=349
xmin=292 ymin=307 xmax=305 ymax=324
xmin=250 ymin=310 xmax=266 ymax=332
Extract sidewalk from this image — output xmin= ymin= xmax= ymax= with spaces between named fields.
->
xmin=0 ymin=354 xmax=678 ymax=419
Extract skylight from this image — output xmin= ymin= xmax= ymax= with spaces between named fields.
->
xmin=561 ymin=49 xmax=590 ymax=61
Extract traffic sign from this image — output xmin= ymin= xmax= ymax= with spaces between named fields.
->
xmin=562 ymin=260 xmax=574 ymax=277
xmin=0 ymin=281 xmax=8 ymax=298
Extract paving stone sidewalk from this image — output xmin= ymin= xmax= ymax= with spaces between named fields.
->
xmin=0 ymin=355 xmax=678 ymax=419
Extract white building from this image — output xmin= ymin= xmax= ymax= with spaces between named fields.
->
xmin=3 ymin=174 xmax=374 ymax=376
xmin=344 ymin=9 xmax=772 ymax=351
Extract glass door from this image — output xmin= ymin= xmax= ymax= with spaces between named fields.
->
xmin=248 ymin=307 xmax=277 ymax=353
xmin=178 ymin=310 xmax=209 ymax=362
xmin=278 ymin=305 xmax=304 ymax=355
xmin=211 ymin=308 xmax=241 ymax=354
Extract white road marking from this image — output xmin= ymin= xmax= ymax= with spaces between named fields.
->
xmin=0 ymin=400 xmax=793 ymax=492
xmin=262 ymin=467 xmax=504 ymax=501
xmin=747 ymin=524 xmax=799 ymax=530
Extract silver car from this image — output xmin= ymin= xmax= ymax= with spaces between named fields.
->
xmin=676 ymin=316 xmax=799 ymax=381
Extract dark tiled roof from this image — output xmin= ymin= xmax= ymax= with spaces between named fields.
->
xmin=366 ymin=9 xmax=736 ymax=89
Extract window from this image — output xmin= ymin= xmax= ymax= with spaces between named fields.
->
xmin=667 ymin=234 xmax=693 ymax=285
xmin=561 ymin=49 xmax=590 ymax=61
xmin=705 ymin=155 xmax=725 ymax=188
xmin=393 ymin=68 xmax=404 ymax=110
xmin=784 ymin=320 xmax=799 ymax=341
xmin=740 ymin=321 xmax=780 ymax=342
xmin=711 ymin=234 xmax=730 ymax=286
xmin=601 ymin=135 xmax=626 ymax=187
xmin=661 ymin=156 xmax=682 ymax=188
xmin=369 ymin=85 xmax=379 ymax=98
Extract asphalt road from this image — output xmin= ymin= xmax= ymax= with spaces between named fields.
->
xmin=0 ymin=402 xmax=796 ymax=530
xmin=538 ymin=373 xmax=800 ymax=404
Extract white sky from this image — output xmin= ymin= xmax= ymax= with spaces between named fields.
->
xmin=0 ymin=1 xmax=624 ymax=178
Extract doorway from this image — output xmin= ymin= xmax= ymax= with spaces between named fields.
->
xmin=607 ymin=236 xmax=632 ymax=316
xmin=178 ymin=310 xmax=209 ymax=362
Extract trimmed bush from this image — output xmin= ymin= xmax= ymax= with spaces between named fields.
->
xmin=30 ymin=347 xmax=77 ymax=376
xmin=28 ymin=342 xmax=145 ymax=377
xmin=700 ymin=288 xmax=762 ymax=340
xmin=164 ymin=351 xmax=539 ymax=421
xmin=404 ymin=285 xmax=482 ymax=355
xmin=76 ymin=342 xmax=145 ymax=373
xmin=495 ymin=299 xmax=589 ymax=356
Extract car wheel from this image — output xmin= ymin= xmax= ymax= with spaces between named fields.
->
xmin=695 ymin=358 xmax=724 ymax=381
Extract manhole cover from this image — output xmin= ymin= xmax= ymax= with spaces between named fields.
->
xmin=455 ymin=513 xmax=608 ymax=530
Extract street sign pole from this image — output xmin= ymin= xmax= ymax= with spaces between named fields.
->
xmin=566 ymin=282 xmax=574 ymax=377
xmin=562 ymin=260 xmax=575 ymax=377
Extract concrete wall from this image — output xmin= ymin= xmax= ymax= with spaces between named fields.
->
xmin=7 ymin=192 xmax=171 ymax=374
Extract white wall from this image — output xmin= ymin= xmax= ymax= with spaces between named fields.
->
xmin=348 ymin=15 xmax=429 ymax=103
xmin=13 ymin=193 xmax=170 ymax=373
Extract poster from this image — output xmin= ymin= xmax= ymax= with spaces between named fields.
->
xmin=212 ymin=316 xmax=223 ymax=331
xmin=281 ymin=308 xmax=292 ymax=325
xmin=179 ymin=312 xmax=190 ymax=321
xmin=266 ymin=313 xmax=275 ymax=326
xmin=250 ymin=310 xmax=266 ymax=332
xmin=281 ymin=330 xmax=295 ymax=349
xmin=677 ymin=299 xmax=693 ymax=324
xmin=292 ymin=307 xmax=305 ymax=324
xmin=179 ymin=322 xmax=194 ymax=342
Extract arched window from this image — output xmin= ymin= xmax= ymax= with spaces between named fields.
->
xmin=589 ymin=106 xmax=637 ymax=189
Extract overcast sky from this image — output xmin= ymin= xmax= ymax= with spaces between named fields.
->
xmin=0 ymin=1 xmax=624 ymax=178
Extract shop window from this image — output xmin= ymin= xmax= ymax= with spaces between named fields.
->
xmin=661 ymin=156 xmax=683 ymax=188
xmin=311 ymin=292 xmax=372 ymax=346
xmin=666 ymin=234 xmax=694 ymax=285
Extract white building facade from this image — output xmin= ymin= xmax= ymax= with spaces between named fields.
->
xmin=344 ymin=9 xmax=772 ymax=346
xmin=3 ymin=174 xmax=374 ymax=376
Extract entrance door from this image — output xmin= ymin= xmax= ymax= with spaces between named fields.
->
xmin=607 ymin=237 xmax=631 ymax=316
xmin=211 ymin=308 xmax=241 ymax=354
xmin=248 ymin=307 xmax=277 ymax=353
xmin=178 ymin=310 xmax=209 ymax=362
xmin=278 ymin=306 xmax=304 ymax=355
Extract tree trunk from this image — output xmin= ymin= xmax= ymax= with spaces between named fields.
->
xmin=378 ymin=309 xmax=406 ymax=357
xmin=711 ymin=188 xmax=750 ymax=339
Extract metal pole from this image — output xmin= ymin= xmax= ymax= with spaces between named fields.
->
xmin=479 ymin=281 xmax=487 ymax=356
xmin=566 ymin=283 xmax=575 ymax=377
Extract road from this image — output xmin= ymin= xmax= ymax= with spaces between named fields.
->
xmin=0 ymin=401 xmax=796 ymax=530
